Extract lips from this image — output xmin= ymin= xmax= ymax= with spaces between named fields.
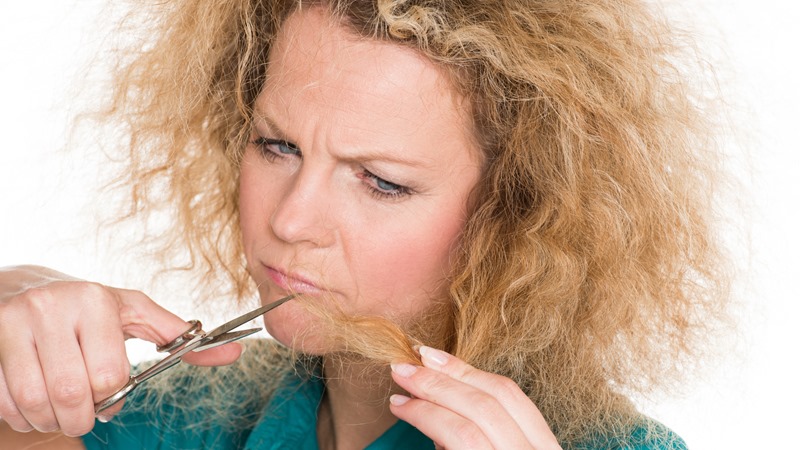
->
xmin=265 ymin=265 xmax=323 ymax=295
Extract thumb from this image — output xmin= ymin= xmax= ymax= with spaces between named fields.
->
xmin=115 ymin=288 xmax=244 ymax=367
xmin=182 ymin=342 xmax=244 ymax=367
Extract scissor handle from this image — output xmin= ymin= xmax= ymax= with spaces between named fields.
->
xmin=93 ymin=321 xmax=203 ymax=415
xmin=92 ymin=296 xmax=293 ymax=417
xmin=94 ymin=376 xmax=136 ymax=414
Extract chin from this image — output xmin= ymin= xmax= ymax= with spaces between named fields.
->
xmin=262 ymin=302 xmax=330 ymax=355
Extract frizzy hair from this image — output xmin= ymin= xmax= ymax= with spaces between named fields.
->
xmin=92 ymin=0 xmax=730 ymax=445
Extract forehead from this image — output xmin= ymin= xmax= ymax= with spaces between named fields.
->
xmin=258 ymin=7 xmax=475 ymax=149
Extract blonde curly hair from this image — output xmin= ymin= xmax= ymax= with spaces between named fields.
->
xmin=94 ymin=0 xmax=730 ymax=445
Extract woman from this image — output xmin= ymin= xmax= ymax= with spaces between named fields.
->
xmin=0 ymin=0 xmax=729 ymax=448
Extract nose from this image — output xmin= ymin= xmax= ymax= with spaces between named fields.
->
xmin=269 ymin=165 xmax=335 ymax=247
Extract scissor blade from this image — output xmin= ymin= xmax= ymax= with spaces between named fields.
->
xmin=134 ymin=352 xmax=185 ymax=384
xmin=193 ymin=328 xmax=261 ymax=352
xmin=203 ymin=294 xmax=295 ymax=340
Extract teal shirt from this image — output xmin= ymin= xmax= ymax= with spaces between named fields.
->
xmin=81 ymin=363 xmax=684 ymax=449
xmin=81 ymin=368 xmax=433 ymax=450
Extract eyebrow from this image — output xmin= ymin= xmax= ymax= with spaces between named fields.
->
xmin=253 ymin=111 xmax=432 ymax=168
xmin=336 ymin=148 xmax=431 ymax=168
xmin=253 ymin=112 xmax=291 ymax=142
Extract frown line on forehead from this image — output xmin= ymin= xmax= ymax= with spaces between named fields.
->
xmin=251 ymin=108 xmax=436 ymax=169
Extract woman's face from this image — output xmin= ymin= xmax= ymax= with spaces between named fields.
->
xmin=239 ymin=8 xmax=482 ymax=352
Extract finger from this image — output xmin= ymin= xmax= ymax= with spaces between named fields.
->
xmin=35 ymin=313 xmax=97 ymax=437
xmin=0 ymin=332 xmax=58 ymax=433
xmin=75 ymin=296 xmax=130 ymax=420
xmin=115 ymin=289 xmax=243 ymax=367
xmin=115 ymin=288 xmax=194 ymax=344
xmin=389 ymin=394 xmax=492 ymax=449
xmin=181 ymin=342 xmax=243 ymax=367
xmin=391 ymin=362 xmax=533 ymax=449
xmin=0 ymin=363 xmax=33 ymax=432
xmin=418 ymin=347 xmax=559 ymax=449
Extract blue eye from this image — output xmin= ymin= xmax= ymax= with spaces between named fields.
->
xmin=359 ymin=170 xmax=412 ymax=200
xmin=273 ymin=140 xmax=300 ymax=155
xmin=375 ymin=177 xmax=402 ymax=192
xmin=252 ymin=137 xmax=301 ymax=160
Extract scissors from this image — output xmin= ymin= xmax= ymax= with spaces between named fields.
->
xmin=94 ymin=294 xmax=294 ymax=414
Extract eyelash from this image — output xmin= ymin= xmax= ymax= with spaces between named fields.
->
xmin=251 ymin=137 xmax=300 ymax=162
xmin=250 ymin=137 xmax=413 ymax=200
xmin=357 ymin=171 xmax=413 ymax=200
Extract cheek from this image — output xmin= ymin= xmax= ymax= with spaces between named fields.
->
xmin=238 ymin=155 xmax=279 ymax=256
xmin=238 ymin=160 xmax=259 ymax=233
xmin=350 ymin=209 xmax=466 ymax=315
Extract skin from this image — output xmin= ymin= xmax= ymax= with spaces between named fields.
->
xmin=240 ymin=7 xmax=482 ymax=353
xmin=0 ymin=7 xmax=561 ymax=450
xmin=0 ymin=266 xmax=241 ymax=447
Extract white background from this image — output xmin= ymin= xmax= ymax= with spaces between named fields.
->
xmin=1 ymin=1 xmax=797 ymax=448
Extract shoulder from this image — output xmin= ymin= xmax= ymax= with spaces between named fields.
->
xmin=575 ymin=417 xmax=686 ymax=450
xmin=624 ymin=419 xmax=686 ymax=450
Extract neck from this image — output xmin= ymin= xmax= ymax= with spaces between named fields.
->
xmin=316 ymin=356 xmax=402 ymax=450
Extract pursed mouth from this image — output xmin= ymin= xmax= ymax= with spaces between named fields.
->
xmin=265 ymin=265 xmax=324 ymax=295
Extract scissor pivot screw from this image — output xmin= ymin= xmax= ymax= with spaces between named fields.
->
xmin=156 ymin=320 xmax=203 ymax=353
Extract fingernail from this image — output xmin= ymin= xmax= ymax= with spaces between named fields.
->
xmin=419 ymin=346 xmax=449 ymax=368
xmin=240 ymin=344 xmax=248 ymax=355
xmin=97 ymin=415 xmax=112 ymax=423
xmin=390 ymin=363 xmax=418 ymax=378
xmin=390 ymin=394 xmax=411 ymax=406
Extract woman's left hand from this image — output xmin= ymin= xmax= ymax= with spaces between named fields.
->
xmin=389 ymin=346 xmax=562 ymax=450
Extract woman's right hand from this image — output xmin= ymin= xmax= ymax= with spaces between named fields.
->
xmin=0 ymin=265 xmax=243 ymax=437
